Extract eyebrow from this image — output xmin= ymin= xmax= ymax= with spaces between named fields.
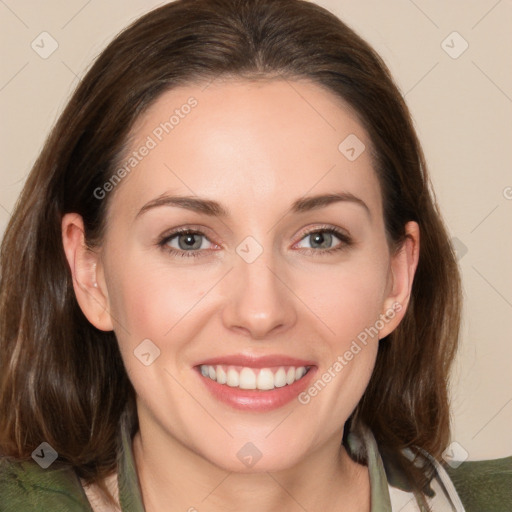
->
xmin=135 ymin=191 xmax=371 ymax=219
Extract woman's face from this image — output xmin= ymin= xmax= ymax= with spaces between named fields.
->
xmin=78 ymin=79 xmax=415 ymax=471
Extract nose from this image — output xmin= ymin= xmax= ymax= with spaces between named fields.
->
xmin=221 ymin=247 xmax=298 ymax=340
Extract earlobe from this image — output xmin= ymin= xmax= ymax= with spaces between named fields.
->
xmin=378 ymin=221 xmax=420 ymax=339
xmin=61 ymin=213 xmax=113 ymax=331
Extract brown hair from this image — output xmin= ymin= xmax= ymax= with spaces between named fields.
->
xmin=0 ymin=0 xmax=461 ymax=508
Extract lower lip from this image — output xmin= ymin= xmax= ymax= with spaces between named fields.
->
xmin=195 ymin=366 xmax=317 ymax=411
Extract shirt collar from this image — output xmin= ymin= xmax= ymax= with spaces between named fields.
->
xmin=116 ymin=417 xmax=393 ymax=511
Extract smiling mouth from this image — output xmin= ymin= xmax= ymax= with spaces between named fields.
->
xmin=198 ymin=364 xmax=312 ymax=391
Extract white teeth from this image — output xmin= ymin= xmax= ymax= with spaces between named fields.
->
xmin=296 ymin=367 xmax=306 ymax=380
xmin=199 ymin=364 xmax=309 ymax=390
xmin=257 ymin=368 xmax=275 ymax=390
xmin=274 ymin=367 xmax=287 ymax=387
xmin=226 ymin=368 xmax=239 ymax=387
xmin=216 ymin=366 xmax=227 ymax=384
xmin=239 ymin=368 xmax=257 ymax=389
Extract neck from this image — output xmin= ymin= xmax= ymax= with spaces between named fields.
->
xmin=131 ymin=420 xmax=370 ymax=512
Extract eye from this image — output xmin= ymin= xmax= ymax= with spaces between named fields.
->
xmin=294 ymin=226 xmax=352 ymax=255
xmin=158 ymin=228 xmax=216 ymax=258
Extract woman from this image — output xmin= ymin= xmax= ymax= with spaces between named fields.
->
xmin=0 ymin=0 xmax=510 ymax=511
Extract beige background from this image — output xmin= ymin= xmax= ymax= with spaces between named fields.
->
xmin=0 ymin=0 xmax=511 ymax=460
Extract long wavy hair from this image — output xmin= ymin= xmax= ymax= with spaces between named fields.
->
xmin=0 ymin=0 xmax=461 ymax=508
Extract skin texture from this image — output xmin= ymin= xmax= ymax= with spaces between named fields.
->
xmin=62 ymin=79 xmax=420 ymax=512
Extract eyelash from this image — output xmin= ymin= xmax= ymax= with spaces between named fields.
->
xmin=157 ymin=225 xmax=353 ymax=259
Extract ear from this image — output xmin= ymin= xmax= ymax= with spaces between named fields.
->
xmin=378 ymin=221 xmax=420 ymax=339
xmin=61 ymin=213 xmax=113 ymax=331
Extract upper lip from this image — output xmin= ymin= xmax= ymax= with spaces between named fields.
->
xmin=196 ymin=354 xmax=317 ymax=368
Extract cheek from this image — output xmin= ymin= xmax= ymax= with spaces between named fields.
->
xmin=298 ymin=258 xmax=388 ymax=415
xmin=289 ymin=259 xmax=387 ymax=437
xmin=108 ymin=263 xmax=206 ymax=333
xmin=104 ymin=252 xmax=217 ymax=363
xmin=305 ymin=255 xmax=389 ymax=345
xmin=104 ymin=257 xmax=213 ymax=404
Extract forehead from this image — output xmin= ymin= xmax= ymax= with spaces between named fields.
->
xmin=107 ymin=78 xmax=382 ymax=224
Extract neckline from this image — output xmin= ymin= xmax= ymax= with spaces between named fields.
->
xmin=116 ymin=418 xmax=393 ymax=512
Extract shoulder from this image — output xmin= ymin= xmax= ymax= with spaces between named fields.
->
xmin=444 ymin=455 xmax=512 ymax=512
xmin=378 ymin=438 xmax=512 ymax=511
xmin=0 ymin=456 xmax=93 ymax=512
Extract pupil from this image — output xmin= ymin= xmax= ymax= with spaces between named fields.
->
xmin=312 ymin=232 xmax=331 ymax=249
xmin=180 ymin=234 xmax=200 ymax=249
